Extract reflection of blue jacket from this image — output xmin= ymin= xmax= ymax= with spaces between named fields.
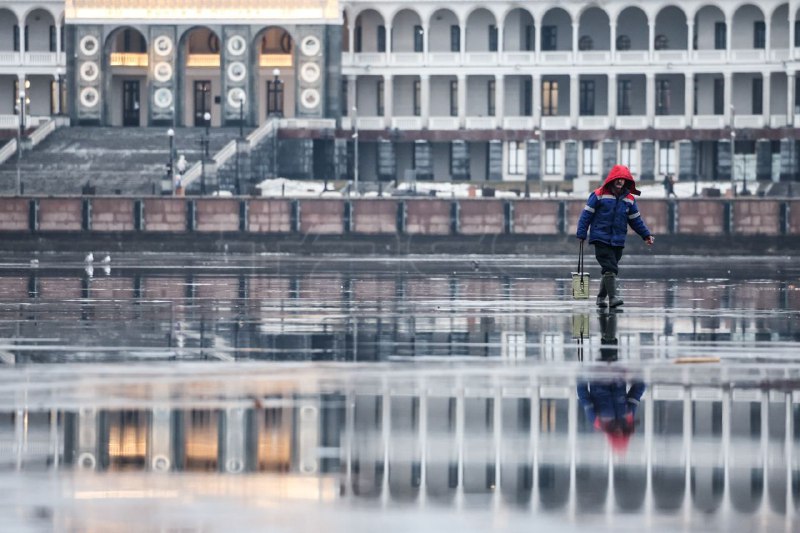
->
xmin=576 ymin=380 xmax=646 ymax=424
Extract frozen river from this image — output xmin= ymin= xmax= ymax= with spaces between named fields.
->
xmin=0 ymin=253 xmax=798 ymax=532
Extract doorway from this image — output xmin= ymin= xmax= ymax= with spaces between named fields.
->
xmin=194 ymin=80 xmax=211 ymax=126
xmin=122 ymin=80 xmax=140 ymax=126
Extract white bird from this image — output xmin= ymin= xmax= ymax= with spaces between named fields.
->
xmin=84 ymin=252 xmax=94 ymax=264
xmin=101 ymin=255 xmax=111 ymax=264
xmin=30 ymin=259 xmax=39 ymax=268
xmin=102 ymin=265 xmax=111 ymax=276
xmin=84 ymin=265 xmax=94 ymax=277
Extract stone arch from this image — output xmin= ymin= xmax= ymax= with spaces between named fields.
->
xmin=391 ymin=8 xmax=423 ymax=53
xmin=578 ymin=7 xmax=610 ymax=51
xmin=616 ymin=7 xmax=648 ymax=51
xmin=502 ymin=8 xmax=535 ymax=52
xmin=465 ymin=7 xmax=497 ymax=52
xmin=540 ymin=8 xmax=573 ymax=52
xmin=770 ymin=3 xmax=789 ymax=49
xmin=353 ymin=9 xmax=386 ymax=53
xmin=654 ymin=5 xmax=688 ymax=50
xmin=103 ymin=26 xmax=149 ymax=126
xmin=22 ymin=7 xmax=56 ymax=52
xmin=0 ymin=8 xmax=19 ymax=52
xmin=177 ymin=26 xmax=222 ymax=127
xmin=731 ymin=4 xmax=765 ymax=49
xmin=253 ymin=26 xmax=296 ymax=122
xmin=694 ymin=5 xmax=726 ymax=50
xmin=429 ymin=8 xmax=459 ymax=52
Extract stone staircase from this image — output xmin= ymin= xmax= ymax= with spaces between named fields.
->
xmin=0 ymin=126 xmax=247 ymax=195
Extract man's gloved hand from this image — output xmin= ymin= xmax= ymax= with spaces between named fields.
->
xmin=644 ymin=235 xmax=655 ymax=245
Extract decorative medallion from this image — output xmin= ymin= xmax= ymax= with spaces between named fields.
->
xmin=79 ymin=61 xmax=99 ymax=82
xmin=154 ymin=87 xmax=173 ymax=108
xmin=227 ymin=88 xmax=247 ymax=108
xmin=300 ymin=62 xmax=320 ymax=83
xmin=79 ymin=35 xmax=99 ymax=56
xmin=226 ymin=35 xmax=247 ymax=56
xmin=300 ymin=35 xmax=320 ymax=57
xmin=154 ymin=61 xmax=173 ymax=82
xmin=300 ymin=88 xmax=320 ymax=109
xmin=153 ymin=35 xmax=173 ymax=57
xmin=227 ymin=61 xmax=247 ymax=82
xmin=79 ymin=87 xmax=100 ymax=108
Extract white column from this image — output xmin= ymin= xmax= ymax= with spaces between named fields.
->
xmin=458 ymin=74 xmax=467 ymax=125
xmin=385 ymin=23 xmax=392 ymax=61
xmin=763 ymin=72 xmax=771 ymax=122
xmin=787 ymin=70 xmax=795 ymax=125
xmin=532 ymin=74 xmax=541 ymax=125
xmin=383 ymin=74 xmax=393 ymax=121
xmin=765 ymin=18 xmax=771 ymax=56
xmin=610 ymin=22 xmax=617 ymax=56
xmin=460 ymin=24 xmax=466 ymax=62
xmin=53 ymin=74 xmax=61 ymax=115
xmin=687 ymin=22 xmax=694 ymax=57
xmin=684 ymin=73 xmax=693 ymax=123
xmin=348 ymin=74 xmax=357 ymax=118
xmin=495 ymin=74 xmax=504 ymax=123
xmin=646 ymin=73 xmax=655 ymax=126
xmin=608 ymin=73 xmax=617 ymax=123
xmin=570 ymin=73 xmax=579 ymax=126
xmin=422 ymin=23 xmax=429 ymax=59
xmin=497 ymin=21 xmax=504 ymax=54
xmin=648 ymin=22 xmax=655 ymax=61
xmin=56 ymin=24 xmax=62 ymax=55
xmin=18 ymin=24 xmax=26 ymax=54
xmin=572 ymin=23 xmax=579 ymax=57
xmin=724 ymin=72 xmax=733 ymax=125
xmin=420 ymin=74 xmax=430 ymax=123
xmin=348 ymin=23 xmax=355 ymax=62
xmin=726 ymin=15 xmax=733 ymax=60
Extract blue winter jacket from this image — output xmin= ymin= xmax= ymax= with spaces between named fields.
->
xmin=576 ymin=189 xmax=651 ymax=247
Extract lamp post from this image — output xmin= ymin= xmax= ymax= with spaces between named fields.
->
xmin=271 ymin=68 xmax=283 ymax=117
xmin=200 ymin=111 xmax=210 ymax=195
xmin=167 ymin=128 xmax=175 ymax=196
xmin=352 ymin=106 xmax=359 ymax=196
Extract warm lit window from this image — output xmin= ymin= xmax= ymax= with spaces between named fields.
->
xmin=542 ymin=80 xmax=558 ymax=116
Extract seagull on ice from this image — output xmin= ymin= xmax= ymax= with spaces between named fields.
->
xmin=84 ymin=252 xmax=94 ymax=264
xmin=101 ymin=255 xmax=111 ymax=264
xmin=84 ymin=265 xmax=94 ymax=278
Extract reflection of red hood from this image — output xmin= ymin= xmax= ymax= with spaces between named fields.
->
xmin=594 ymin=164 xmax=641 ymax=196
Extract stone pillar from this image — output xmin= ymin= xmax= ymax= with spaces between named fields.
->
xmin=685 ymin=73 xmax=693 ymax=122
xmin=19 ymin=24 xmax=26 ymax=53
xmin=526 ymin=139 xmax=541 ymax=181
xmin=147 ymin=26 xmax=177 ymax=127
xmin=347 ymin=74 xmax=357 ymax=116
xmin=383 ymin=74 xmax=393 ymax=121
xmin=755 ymin=139 xmax=772 ymax=181
xmin=608 ymin=73 xmax=617 ymax=123
xmin=420 ymin=74 xmax=430 ymax=123
xmin=602 ymin=140 xmax=618 ymax=179
xmin=787 ymin=71 xmax=795 ymax=126
xmin=414 ymin=140 xmax=432 ymax=180
xmin=334 ymin=137 xmax=350 ymax=181
xmin=724 ymin=72 xmax=733 ymax=125
xmin=55 ymin=24 xmax=62 ymax=55
xmin=488 ymin=140 xmax=503 ymax=181
xmin=678 ymin=140 xmax=696 ymax=182
xmin=451 ymin=140 xmax=469 ymax=181
xmin=457 ymin=74 xmax=466 ymax=126
xmin=648 ymin=22 xmax=655 ymax=60
xmin=222 ymin=26 xmax=252 ymax=126
xmin=646 ymin=73 xmax=655 ymax=126
xmin=325 ymin=24 xmax=343 ymax=119
xmin=717 ymin=139 xmax=732 ymax=182
xmin=564 ymin=140 xmax=578 ymax=181
xmin=571 ymin=23 xmax=579 ymax=54
xmin=295 ymin=25 xmax=326 ymax=119
xmin=610 ymin=22 xmax=617 ymax=56
xmin=378 ymin=139 xmax=396 ymax=182
xmin=532 ymin=74 xmax=541 ymax=124
xmin=779 ymin=138 xmax=797 ymax=182
xmin=74 ymin=26 xmax=104 ymax=125
xmin=494 ymin=74 xmax=504 ymax=122
xmin=762 ymin=72 xmax=770 ymax=123
xmin=640 ymin=140 xmax=655 ymax=181
xmin=569 ymin=73 xmax=579 ymax=127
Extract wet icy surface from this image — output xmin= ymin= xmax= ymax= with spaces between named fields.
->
xmin=0 ymin=254 xmax=798 ymax=532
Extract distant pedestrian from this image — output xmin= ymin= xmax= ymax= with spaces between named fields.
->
xmin=663 ymin=174 xmax=676 ymax=198
xmin=576 ymin=165 xmax=654 ymax=308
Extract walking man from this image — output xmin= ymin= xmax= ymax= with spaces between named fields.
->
xmin=576 ymin=165 xmax=655 ymax=307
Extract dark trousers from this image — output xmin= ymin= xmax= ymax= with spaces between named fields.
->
xmin=594 ymin=243 xmax=624 ymax=276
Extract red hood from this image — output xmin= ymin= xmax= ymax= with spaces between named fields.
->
xmin=595 ymin=164 xmax=641 ymax=196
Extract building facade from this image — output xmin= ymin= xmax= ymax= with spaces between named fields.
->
xmin=2 ymin=0 xmax=800 ymax=185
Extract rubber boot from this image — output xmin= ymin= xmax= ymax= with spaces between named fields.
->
xmin=603 ymin=273 xmax=624 ymax=308
xmin=596 ymin=281 xmax=607 ymax=307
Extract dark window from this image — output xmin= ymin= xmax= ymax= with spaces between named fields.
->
xmin=579 ymin=80 xmax=595 ymax=115
xmin=354 ymin=26 xmax=362 ymax=52
xmin=752 ymin=77 xmax=763 ymax=114
xmin=489 ymin=25 xmax=498 ymax=52
xmin=795 ymin=21 xmax=800 ymax=47
xmin=616 ymin=35 xmax=630 ymax=51
xmin=754 ymin=21 xmax=765 ymax=49
xmin=377 ymin=25 xmax=386 ymax=52
xmin=49 ymin=26 xmax=56 ymax=52
xmin=542 ymin=80 xmax=558 ymax=115
xmin=450 ymin=25 xmax=460 ymax=52
xmin=796 ymin=74 xmax=800 ymax=113
xmin=542 ymin=26 xmax=557 ymax=51
xmin=267 ymin=78 xmax=284 ymax=116
xmin=24 ymin=26 xmax=28 ymax=51
xmin=340 ymin=79 xmax=348 ymax=117
xmin=524 ymin=25 xmax=534 ymax=51
xmin=656 ymin=79 xmax=671 ymax=115
xmin=60 ymin=26 xmax=65 ymax=52
xmin=207 ymin=34 xmax=219 ymax=53
xmin=617 ymin=79 xmax=631 ymax=115
xmin=714 ymin=78 xmax=724 ymax=115
xmin=377 ymin=79 xmax=384 ymax=115
xmin=487 ymin=79 xmax=496 ymax=116
xmin=523 ymin=78 xmax=532 ymax=116
xmin=715 ymin=22 xmax=726 ymax=50
xmin=414 ymin=25 xmax=423 ymax=52
xmin=13 ymin=25 xmax=19 ymax=52
xmin=450 ymin=80 xmax=458 ymax=116
xmin=413 ymin=79 xmax=421 ymax=116
xmin=654 ymin=34 xmax=668 ymax=50
xmin=578 ymin=36 xmax=593 ymax=51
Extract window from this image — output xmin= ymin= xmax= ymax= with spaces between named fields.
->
xmin=616 ymin=35 xmax=630 ymax=51
xmin=413 ymin=80 xmax=421 ymax=116
xmin=542 ymin=80 xmax=558 ymax=116
xmin=450 ymin=25 xmax=460 ymax=52
xmin=578 ymin=36 xmax=593 ymax=51
xmin=523 ymin=78 xmax=532 ymax=116
xmin=377 ymin=79 xmax=384 ymax=115
xmin=714 ymin=78 xmax=724 ymax=115
xmin=524 ymin=25 xmax=534 ymax=51
xmin=654 ymin=34 xmax=668 ymax=50
xmin=752 ymin=77 xmax=763 ymax=114
xmin=24 ymin=26 xmax=28 ymax=51
xmin=49 ymin=26 xmax=56 ymax=52
xmin=340 ymin=79 xmax=348 ymax=117
xmin=487 ymin=79 xmax=496 ymax=116
xmin=414 ymin=25 xmax=423 ymax=52
xmin=450 ymin=80 xmax=458 ymax=116
xmin=753 ymin=21 xmax=765 ymax=49
xmin=354 ymin=26 xmax=362 ymax=52
xmin=620 ymin=141 xmax=638 ymax=174
xmin=796 ymin=21 xmax=800 ymax=47
xmin=658 ymin=141 xmax=676 ymax=175
xmin=508 ymin=141 xmax=525 ymax=175
xmin=656 ymin=79 xmax=671 ymax=115
xmin=579 ymin=80 xmax=595 ymax=116
xmin=267 ymin=78 xmax=284 ymax=116
xmin=542 ymin=26 xmax=557 ymax=51
xmin=377 ymin=25 xmax=386 ymax=52
xmin=582 ymin=141 xmax=599 ymax=174
xmin=715 ymin=22 xmax=726 ymax=50
xmin=617 ymin=79 xmax=631 ymax=115
xmin=489 ymin=25 xmax=498 ymax=52
xmin=545 ymin=141 xmax=562 ymax=174
xmin=13 ymin=25 xmax=19 ymax=52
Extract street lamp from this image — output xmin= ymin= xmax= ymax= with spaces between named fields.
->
xmin=270 ymin=68 xmax=283 ymax=118
xmin=200 ymin=111 xmax=211 ymax=194
xmin=167 ymin=128 xmax=175 ymax=195
xmin=352 ymin=105 xmax=359 ymax=196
